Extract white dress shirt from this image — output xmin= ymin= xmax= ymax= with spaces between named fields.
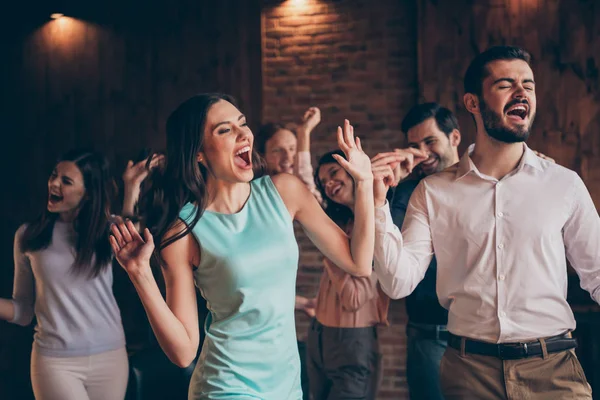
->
xmin=374 ymin=143 xmax=600 ymax=343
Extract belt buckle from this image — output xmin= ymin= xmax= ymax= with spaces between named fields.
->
xmin=497 ymin=342 xmax=528 ymax=360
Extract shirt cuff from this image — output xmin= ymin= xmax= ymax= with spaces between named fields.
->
xmin=375 ymin=201 xmax=395 ymax=234
xmin=296 ymin=151 xmax=312 ymax=171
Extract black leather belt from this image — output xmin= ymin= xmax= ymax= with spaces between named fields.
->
xmin=448 ymin=332 xmax=577 ymax=360
xmin=407 ymin=323 xmax=449 ymax=341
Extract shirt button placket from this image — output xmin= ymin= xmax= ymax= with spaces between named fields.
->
xmin=495 ymin=180 xmax=506 ymax=339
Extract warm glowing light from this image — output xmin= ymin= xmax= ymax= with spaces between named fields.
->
xmin=50 ymin=13 xmax=64 ymax=19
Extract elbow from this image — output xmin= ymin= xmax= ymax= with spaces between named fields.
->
xmin=12 ymin=315 xmax=34 ymax=327
xmin=351 ymin=265 xmax=372 ymax=278
xmin=388 ymin=292 xmax=404 ymax=300
xmin=166 ymin=339 xmax=199 ymax=369
xmin=14 ymin=315 xmax=34 ymax=327
xmin=170 ymin=350 xmax=197 ymax=369
xmin=10 ymin=303 xmax=34 ymax=326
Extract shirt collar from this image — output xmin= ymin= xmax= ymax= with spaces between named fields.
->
xmin=455 ymin=142 xmax=543 ymax=181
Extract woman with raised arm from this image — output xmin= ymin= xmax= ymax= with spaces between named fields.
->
xmin=109 ymin=93 xmax=378 ymax=399
xmin=304 ymin=150 xmax=395 ymax=400
xmin=0 ymin=149 xmax=128 ymax=400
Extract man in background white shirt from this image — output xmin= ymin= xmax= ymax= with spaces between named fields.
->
xmin=373 ymin=45 xmax=599 ymax=399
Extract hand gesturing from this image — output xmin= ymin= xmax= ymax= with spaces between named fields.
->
xmin=110 ymin=220 xmax=155 ymax=276
xmin=332 ymin=120 xmax=373 ymax=183
xmin=371 ymin=148 xmax=428 ymax=187
xmin=122 ymin=154 xmax=165 ymax=188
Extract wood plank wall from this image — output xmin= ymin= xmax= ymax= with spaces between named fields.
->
xmin=418 ymin=0 xmax=600 ymax=206
xmin=0 ymin=2 xmax=262 ymax=397
xmin=0 ymin=0 xmax=262 ymax=275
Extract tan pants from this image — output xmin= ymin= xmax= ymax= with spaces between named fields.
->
xmin=440 ymin=346 xmax=592 ymax=400
xmin=31 ymin=347 xmax=129 ymax=400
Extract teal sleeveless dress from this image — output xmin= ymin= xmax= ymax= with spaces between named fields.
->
xmin=179 ymin=176 xmax=302 ymax=400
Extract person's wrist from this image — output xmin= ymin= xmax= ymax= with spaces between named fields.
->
xmin=128 ymin=263 xmax=153 ymax=283
xmin=355 ymin=177 xmax=374 ymax=185
xmin=124 ymin=185 xmax=141 ymax=196
xmin=297 ymin=126 xmax=310 ymax=137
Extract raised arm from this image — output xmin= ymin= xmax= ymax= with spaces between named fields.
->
xmin=562 ymin=173 xmax=600 ymax=303
xmin=294 ymin=107 xmax=323 ymax=203
xmin=296 ymin=106 xmax=320 ymax=154
xmin=276 ymin=120 xmax=375 ymax=277
xmin=121 ymin=154 xmax=165 ymax=218
xmin=1 ymin=226 xmax=35 ymax=325
xmin=373 ymin=181 xmax=434 ymax=299
xmin=111 ymin=220 xmax=200 ymax=367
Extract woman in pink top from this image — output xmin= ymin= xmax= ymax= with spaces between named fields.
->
xmin=310 ymin=149 xmax=392 ymax=400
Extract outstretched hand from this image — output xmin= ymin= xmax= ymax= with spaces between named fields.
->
xmin=371 ymin=148 xmax=428 ymax=187
xmin=332 ymin=120 xmax=373 ymax=183
xmin=122 ymin=154 xmax=165 ymax=188
xmin=110 ymin=220 xmax=155 ymax=277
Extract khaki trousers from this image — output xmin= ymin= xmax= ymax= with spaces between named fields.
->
xmin=440 ymin=346 xmax=592 ymax=399
xmin=31 ymin=347 xmax=129 ymax=400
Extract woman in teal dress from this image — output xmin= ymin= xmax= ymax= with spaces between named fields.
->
xmin=110 ymin=94 xmax=403 ymax=399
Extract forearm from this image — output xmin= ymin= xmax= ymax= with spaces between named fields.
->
xmin=373 ymin=202 xmax=430 ymax=299
xmin=373 ymin=233 xmax=410 ymax=299
xmin=129 ymin=268 xmax=198 ymax=367
xmin=296 ymin=127 xmax=310 ymax=153
xmin=294 ymin=151 xmax=323 ymax=204
xmin=0 ymin=299 xmax=15 ymax=321
xmin=122 ymin=186 xmax=140 ymax=217
xmin=349 ymin=180 xmax=375 ymax=276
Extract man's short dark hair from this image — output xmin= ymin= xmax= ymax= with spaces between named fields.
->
xmin=401 ymin=102 xmax=459 ymax=137
xmin=463 ymin=46 xmax=532 ymax=97
xmin=255 ymin=122 xmax=286 ymax=155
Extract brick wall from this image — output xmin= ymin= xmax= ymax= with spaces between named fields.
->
xmin=261 ymin=1 xmax=418 ymax=398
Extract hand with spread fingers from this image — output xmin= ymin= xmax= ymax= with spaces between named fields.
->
xmin=332 ymin=119 xmax=373 ymax=183
xmin=123 ymin=153 xmax=165 ymax=188
xmin=110 ymin=220 xmax=155 ymax=277
xmin=371 ymin=148 xmax=428 ymax=187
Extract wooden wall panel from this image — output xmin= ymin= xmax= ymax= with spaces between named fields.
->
xmin=0 ymin=0 xmax=262 ymax=255
xmin=0 ymin=2 xmax=261 ymax=397
xmin=418 ymin=0 xmax=600 ymax=206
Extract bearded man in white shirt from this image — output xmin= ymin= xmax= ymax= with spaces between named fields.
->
xmin=372 ymin=45 xmax=598 ymax=399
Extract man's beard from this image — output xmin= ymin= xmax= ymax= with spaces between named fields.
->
xmin=480 ymin=99 xmax=534 ymax=143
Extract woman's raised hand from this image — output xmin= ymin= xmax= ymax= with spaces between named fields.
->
xmin=332 ymin=120 xmax=373 ymax=183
